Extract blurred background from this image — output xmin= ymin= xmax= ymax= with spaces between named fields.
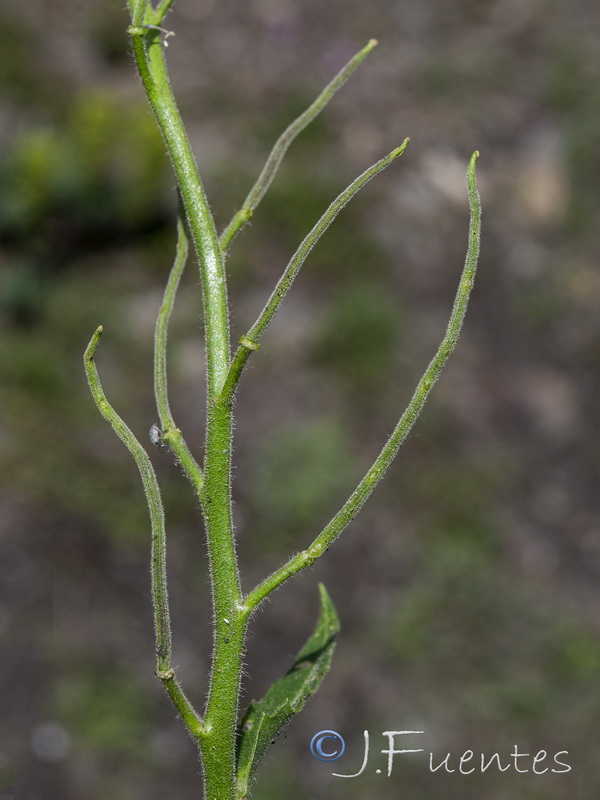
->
xmin=2 ymin=0 xmax=600 ymax=798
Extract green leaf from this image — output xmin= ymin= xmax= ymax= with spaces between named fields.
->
xmin=235 ymin=583 xmax=340 ymax=798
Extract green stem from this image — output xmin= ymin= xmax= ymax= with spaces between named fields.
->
xmin=154 ymin=218 xmax=204 ymax=495
xmin=219 ymin=141 xmax=409 ymax=405
xmin=128 ymin=6 xmax=243 ymax=795
xmin=198 ymin=394 xmax=245 ymax=800
xmin=129 ymin=2 xmax=230 ymax=396
xmin=158 ymin=668 xmax=205 ymax=738
xmin=154 ymin=0 xmax=176 ymax=23
xmin=84 ymin=326 xmax=204 ymax=734
xmin=244 ymin=151 xmax=482 ymax=612
xmin=219 ymin=38 xmax=379 ymax=252
xmin=121 ymin=7 xmax=481 ymax=797
xmin=84 ymin=326 xmax=171 ymax=670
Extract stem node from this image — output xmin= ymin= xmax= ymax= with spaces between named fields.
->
xmin=239 ymin=335 xmax=260 ymax=351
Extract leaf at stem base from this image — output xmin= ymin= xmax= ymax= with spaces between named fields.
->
xmin=235 ymin=583 xmax=340 ymax=798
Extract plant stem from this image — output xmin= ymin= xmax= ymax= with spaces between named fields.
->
xmin=219 ymin=39 xmax=379 ymax=252
xmin=84 ymin=326 xmax=204 ymax=735
xmin=128 ymin=8 xmax=243 ymax=797
xmin=85 ymin=326 xmax=172 ymax=669
xmin=158 ymin=668 xmax=205 ymax=738
xmin=197 ymin=390 xmax=244 ymax=800
xmin=129 ymin=1 xmax=230 ymax=396
xmin=154 ymin=0 xmax=176 ymax=24
xmin=219 ymin=141 xmax=409 ymax=405
xmin=154 ymin=217 xmax=204 ymax=495
xmin=245 ymin=150 xmax=482 ymax=612
xmin=119 ymin=7 xmax=482 ymax=797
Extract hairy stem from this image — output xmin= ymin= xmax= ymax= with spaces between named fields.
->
xmin=128 ymin=6 xmax=243 ymax=797
xmin=220 ymin=39 xmax=378 ymax=251
xmin=159 ymin=668 xmax=205 ymax=738
xmin=129 ymin=1 xmax=230 ymax=396
xmin=154 ymin=217 xmax=204 ymax=495
xmin=107 ymin=7 xmax=483 ymax=797
xmin=84 ymin=326 xmax=204 ymax=735
xmin=154 ymin=0 xmax=176 ymax=23
xmin=197 ymin=390 xmax=246 ymax=799
xmin=245 ymin=150 xmax=482 ymax=611
xmin=219 ymin=140 xmax=409 ymax=405
xmin=85 ymin=326 xmax=171 ymax=669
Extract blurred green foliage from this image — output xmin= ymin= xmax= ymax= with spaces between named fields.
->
xmin=1 ymin=90 xmax=167 ymax=237
xmin=544 ymin=40 xmax=600 ymax=235
xmin=54 ymin=662 xmax=154 ymax=757
xmin=0 ymin=90 xmax=168 ymax=325
xmin=310 ymin=281 xmax=403 ymax=396
xmin=248 ymin=418 xmax=354 ymax=555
